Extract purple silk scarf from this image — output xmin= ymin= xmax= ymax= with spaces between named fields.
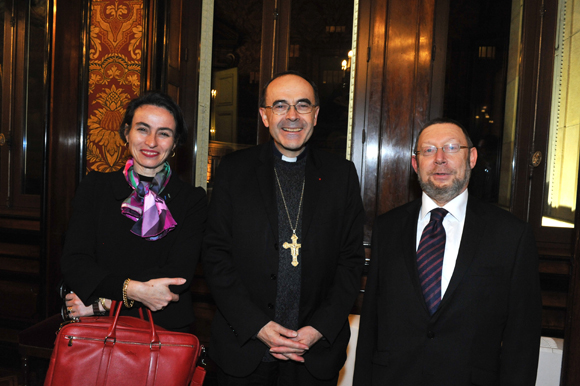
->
xmin=121 ymin=158 xmax=177 ymax=241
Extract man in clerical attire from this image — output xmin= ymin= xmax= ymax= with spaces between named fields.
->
xmin=203 ymin=71 xmax=365 ymax=386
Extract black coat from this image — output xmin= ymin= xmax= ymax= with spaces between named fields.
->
xmin=61 ymin=169 xmax=207 ymax=329
xmin=353 ymin=196 xmax=542 ymax=386
xmin=203 ymin=143 xmax=365 ymax=379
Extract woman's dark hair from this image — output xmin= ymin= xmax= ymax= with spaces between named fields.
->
xmin=119 ymin=91 xmax=187 ymax=147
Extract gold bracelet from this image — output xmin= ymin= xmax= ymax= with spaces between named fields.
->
xmin=99 ymin=297 xmax=109 ymax=311
xmin=123 ymin=278 xmax=134 ymax=308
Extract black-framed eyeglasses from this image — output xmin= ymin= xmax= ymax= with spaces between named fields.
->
xmin=414 ymin=144 xmax=470 ymax=157
xmin=263 ymin=102 xmax=317 ymax=115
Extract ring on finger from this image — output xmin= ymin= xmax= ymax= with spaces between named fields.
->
xmin=67 ymin=306 xmax=73 ymax=313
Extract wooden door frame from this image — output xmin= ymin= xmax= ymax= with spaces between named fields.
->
xmin=43 ymin=0 xmax=90 ymax=317
xmin=350 ymin=0 xmax=436 ymax=242
xmin=512 ymin=0 xmax=579 ymax=383
xmin=257 ymin=0 xmax=292 ymax=144
xmin=161 ymin=0 xmax=203 ymax=185
xmin=564 ymin=212 xmax=580 ymax=384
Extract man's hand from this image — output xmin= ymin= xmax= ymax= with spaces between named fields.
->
xmin=291 ymin=326 xmax=323 ymax=347
xmin=257 ymin=321 xmax=309 ymax=362
xmin=268 ymin=325 xmax=323 ymax=362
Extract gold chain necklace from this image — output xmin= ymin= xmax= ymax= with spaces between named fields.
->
xmin=274 ymin=167 xmax=305 ymax=267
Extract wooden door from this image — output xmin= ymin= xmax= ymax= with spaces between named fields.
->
xmin=512 ymin=0 xmax=580 ymax=383
xmin=0 ymin=0 xmax=50 ymax=333
xmin=350 ymin=0 xmax=436 ymax=241
xmin=0 ymin=0 xmax=47 ymax=221
xmin=212 ymin=68 xmax=239 ymax=143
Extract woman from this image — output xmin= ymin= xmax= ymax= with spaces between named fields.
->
xmin=61 ymin=91 xmax=206 ymax=332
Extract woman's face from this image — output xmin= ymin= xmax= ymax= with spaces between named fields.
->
xmin=124 ymin=104 xmax=177 ymax=177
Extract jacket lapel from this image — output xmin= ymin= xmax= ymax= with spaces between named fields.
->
xmin=256 ymin=143 xmax=279 ymax=242
xmin=301 ymin=147 xmax=322 ymax=240
xmin=403 ymin=201 xmax=430 ymax=311
xmin=437 ymin=196 xmax=485 ymax=314
xmin=112 ymin=170 xmax=132 ymax=201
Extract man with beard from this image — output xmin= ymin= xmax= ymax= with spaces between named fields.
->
xmin=353 ymin=118 xmax=542 ymax=386
xmin=204 ymin=71 xmax=365 ymax=385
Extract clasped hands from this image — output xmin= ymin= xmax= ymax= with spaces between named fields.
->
xmin=257 ymin=321 xmax=323 ymax=362
xmin=65 ymin=277 xmax=185 ymax=317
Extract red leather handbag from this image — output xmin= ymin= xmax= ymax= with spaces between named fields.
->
xmin=44 ymin=302 xmax=206 ymax=386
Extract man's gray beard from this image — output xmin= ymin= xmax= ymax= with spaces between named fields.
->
xmin=417 ymin=160 xmax=471 ymax=204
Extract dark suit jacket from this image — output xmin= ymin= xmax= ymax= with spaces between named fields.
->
xmin=203 ymin=143 xmax=365 ymax=379
xmin=353 ymin=195 xmax=542 ymax=386
xmin=61 ymin=169 xmax=207 ymax=329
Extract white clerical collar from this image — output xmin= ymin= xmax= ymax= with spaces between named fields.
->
xmin=420 ymin=189 xmax=468 ymax=222
xmin=271 ymin=141 xmax=308 ymax=163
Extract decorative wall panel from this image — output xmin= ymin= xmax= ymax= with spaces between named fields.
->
xmin=87 ymin=0 xmax=144 ymax=173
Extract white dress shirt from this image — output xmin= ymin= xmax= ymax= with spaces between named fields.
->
xmin=416 ymin=189 xmax=468 ymax=298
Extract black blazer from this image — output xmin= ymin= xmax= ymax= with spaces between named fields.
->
xmin=203 ymin=143 xmax=365 ymax=379
xmin=61 ymin=169 xmax=207 ymax=329
xmin=353 ymin=196 xmax=542 ymax=386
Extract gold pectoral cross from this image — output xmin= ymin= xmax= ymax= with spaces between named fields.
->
xmin=283 ymin=232 xmax=301 ymax=267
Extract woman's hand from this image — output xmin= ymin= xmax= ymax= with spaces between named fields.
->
xmin=126 ymin=277 xmax=186 ymax=311
xmin=65 ymin=292 xmax=93 ymax=318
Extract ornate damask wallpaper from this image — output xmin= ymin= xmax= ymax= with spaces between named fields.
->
xmin=87 ymin=0 xmax=143 ymax=173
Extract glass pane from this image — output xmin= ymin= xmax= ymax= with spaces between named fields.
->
xmin=22 ymin=0 xmax=47 ymax=195
xmin=443 ymin=0 xmax=514 ymax=206
xmin=207 ymin=0 xmax=263 ymax=192
xmin=498 ymin=0 xmax=525 ymax=210
xmin=543 ymin=0 xmax=578 ymax=228
xmin=287 ymin=0 xmax=355 ymax=157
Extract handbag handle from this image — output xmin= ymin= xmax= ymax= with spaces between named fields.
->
xmin=104 ymin=301 xmax=160 ymax=347
xmin=108 ymin=300 xmax=145 ymax=319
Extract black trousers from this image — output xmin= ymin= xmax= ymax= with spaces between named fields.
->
xmin=217 ymin=360 xmax=340 ymax=386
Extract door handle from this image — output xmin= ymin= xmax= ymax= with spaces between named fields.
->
xmin=532 ymin=151 xmax=542 ymax=167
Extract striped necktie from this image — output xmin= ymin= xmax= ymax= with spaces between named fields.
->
xmin=417 ymin=208 xmax=448 ymax=315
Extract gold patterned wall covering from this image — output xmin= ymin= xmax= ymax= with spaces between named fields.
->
xmin=87 ymin=0 xmax=144 ymax=173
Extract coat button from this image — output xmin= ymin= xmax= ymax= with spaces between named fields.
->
xmin=268 ymin=303 xmax=274 ymax=309
xmin=270 ymin=274 xmax=277 ymax=280
xmin=427 ymin=331 xmax=435 ymax=339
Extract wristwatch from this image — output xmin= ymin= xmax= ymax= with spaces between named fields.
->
xmin=92 ymin=300 xmax=106 ymax=316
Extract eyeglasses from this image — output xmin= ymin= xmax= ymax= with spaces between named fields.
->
xmin=414 ymin=144 xmax=470 ymax=156
xmin=263 ymin=102 xmax=317 ymax=115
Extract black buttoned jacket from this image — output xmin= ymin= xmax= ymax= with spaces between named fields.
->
xmin=203 ymin=143 xmax=365 ymax=379
xmin=353 ymin=196 xmax=542 ymax=386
